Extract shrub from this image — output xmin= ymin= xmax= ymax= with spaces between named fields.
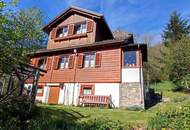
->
xmin=0 ymin=95 xmax=32 ymax=130
xmin=148 ymin=102 xmax=190 ymax=129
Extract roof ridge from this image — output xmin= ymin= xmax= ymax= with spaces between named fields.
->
xmin=69 ymin=6 xmax=103 ymax=17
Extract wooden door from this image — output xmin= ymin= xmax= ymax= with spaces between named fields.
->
xmin=48 ymin=86 xmax=60 ymax=104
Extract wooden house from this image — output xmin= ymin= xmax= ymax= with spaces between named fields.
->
xmin=26 ymin=6 xmax=147 ymax=108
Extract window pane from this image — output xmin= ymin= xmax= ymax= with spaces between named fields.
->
xmin=84 ymin=54 xmax=90 ymax=67
xmin=83 ymin=88 xmax=92 ymax=95
xmin=124 ymin=51 xmax=136 ymax=66
xmin=38 ymin=59 xmax=46 ymax=69
xmin=81 ymin=23 xmax=87 ymax=33
xmin=56 ymin=28 xmax=63 ymax=38
xmin=65 ymin=56 xmax=69 ymax=68
xmin=90 ymin=53 xmax=95 ymax=67
xmin=59 ymin=58 xmax=65 ymax=69
xmin=75 ymin=25 xmax=81 ymax=34
xmin=63 ymin=27 xmax=68 ymax=36
xmin=37 ymin=88 xmax=43 ymax=93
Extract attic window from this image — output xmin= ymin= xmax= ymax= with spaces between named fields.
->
xmin=74 ymin=22 xmax=87 ymax=34
xmin=56 ymin=26 xmax=68 ymax=38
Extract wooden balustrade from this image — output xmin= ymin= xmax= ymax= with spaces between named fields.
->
xmin=79 ymin=95 xmax=110 ymax=107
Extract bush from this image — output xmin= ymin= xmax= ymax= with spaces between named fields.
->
xmin=148 ymin=102 xmax=190 ymax=129
xmin=175 ymin=74 xmax=190 ymax=91
xmin=0 ymin=95 xmax=32 ymax=130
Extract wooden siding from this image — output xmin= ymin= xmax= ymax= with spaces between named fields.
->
xmin=47 ymin=14 xmax=96 ymax=49
xmin=31 ymin=47 xmax=121 ymax=83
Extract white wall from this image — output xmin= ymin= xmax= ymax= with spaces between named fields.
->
xmin=42 ymin=86 xmax=50 ymax=103
xmin=122 ymin=68 xmax=140 ymax=83
xmin=95 ymin=83 xmax=120 ymax=108
xmin=58 ymin=83 xmax=80 ymax=106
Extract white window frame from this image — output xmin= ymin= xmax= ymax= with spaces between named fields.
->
xmin=84 ymin=52 xmax=95 ymax=68
xmin=59 ymin=55 xmax=69 ymax=69
xmin=56 ymin=26 xmax=68 ymax=38
xmin=75 ymin=22 xmax=87 ymax=34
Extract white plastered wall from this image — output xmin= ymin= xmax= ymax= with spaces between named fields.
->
xmin=122 ymin=68 xmax=141 ymax=83
xmin=94 ymin=83 xmax=120 ymax=108
xmin=42 ymin=85 xmax=50 ymax=103
xmin=58 ymin=83 xmax=80 ymax=106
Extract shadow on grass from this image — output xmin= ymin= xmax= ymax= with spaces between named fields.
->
xmin=31 ymin=105 xmax=89 ymax=130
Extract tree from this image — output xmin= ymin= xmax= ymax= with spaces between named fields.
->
xmin=169 ymin=37 xmax=190 ymax=90
xmin=0 ymin=3 xmax=46 ymax=75
xmin=163 ymin=11 xmax=190 ymax=45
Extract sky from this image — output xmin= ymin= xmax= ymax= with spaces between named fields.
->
xmin=7 ymin=0 xmax=190 ymax=44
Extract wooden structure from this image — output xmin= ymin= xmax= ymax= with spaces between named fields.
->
xmin=26 ymin=6 xmax=147 ymax=108
xmin=0 ymin=63 xmax=46 ymax=108
xmin=79 ymin=95 xmax=111 ymax=107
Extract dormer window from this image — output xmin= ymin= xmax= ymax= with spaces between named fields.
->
xmin=74 ymin=22 xmax=87 ymax=34
xmin=56 ymin=26 xmax=68 ymax=38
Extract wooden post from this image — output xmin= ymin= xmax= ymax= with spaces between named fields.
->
xmin=30 ymin=69 xmax=40 ymax=111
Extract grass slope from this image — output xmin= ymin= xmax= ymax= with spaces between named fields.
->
xmin=36 ymin=81 xmax=190 ymax=127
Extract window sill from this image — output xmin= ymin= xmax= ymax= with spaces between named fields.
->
xmin=54 ymin=33 xmax=87 ymax=42
xmin=123 ymin=65 xmax=141 ymax=68
xmin=59 ymin=68 xmax=71 ymax=70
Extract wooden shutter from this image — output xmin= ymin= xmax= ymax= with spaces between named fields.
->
xmin=87 ymin=21 xmax=94 ymax=33
xmin=68 ymin=24 xmax=74 ymax=36
xmin=95 ymin=52 xmax=101 ymax=67
xmin=68 ymin=55 xmax=75 ymax=69
xmin=46 ymin=57 xmax=52 ymax=70
xmin=53 ymin=56 xmax=60 ymax=70
xmin=34 ymin=58 xmax=39 ymax=67
xmin=51 ymin=28 xmax=57 ymax=39
xmin=30 ymin=59 xmax=35 ymax=66
xmin=77 ymin=54 xmax=84 ymax=68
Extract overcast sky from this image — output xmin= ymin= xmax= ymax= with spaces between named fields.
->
xmin=8 ymin=0 xmax=190 ymax=44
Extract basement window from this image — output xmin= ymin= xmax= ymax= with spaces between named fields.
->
xmin=124 ymin=50 xmax=136 ymax=67
xmin=83 ymin=88 xmax=92 ymax=95
xmin=37 ymin=88 xmax=43 ymax=94
xmin=80 ymin=85 xmax=94 ymax=95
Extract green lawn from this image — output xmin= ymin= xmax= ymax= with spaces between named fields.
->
xmin=37 ymin=81 xmax=190 ymax=127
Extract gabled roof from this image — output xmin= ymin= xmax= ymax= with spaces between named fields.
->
xmin=43 ymin=6 xmax=113 ymax=38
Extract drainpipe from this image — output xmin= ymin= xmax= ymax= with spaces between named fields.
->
xmin=139 ymin=47 xmax=144 ymax=108
xmin=71 ymin=49 xmax=78 ymax=105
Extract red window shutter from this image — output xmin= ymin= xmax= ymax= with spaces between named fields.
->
xmin=68 ymin=55 xmax=75 ymax=69
xmin=87 ymin=21 xmax=94 ymax=33
xmin=77 ymin=54 xmax=84 ymax=68
xmin=51 ymin=28 xmax=57 ymax=39
xmin=46 ymin=57 xmax=52 ymax=70
xmin=95 ymin=52 xmax=101 ymax=67
xmin=34 ymin=58 xmax=39 ymax=67
xmin=30 ymin=59 xmax=35 ymax=66
xmin=68 ymin=24 xmax=74 ymax=36
xmin=53 ymin=56 xmax=60 ymax=70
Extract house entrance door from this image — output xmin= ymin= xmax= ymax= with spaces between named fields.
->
xmin=48 ymin=86 xmax=60 ymax=104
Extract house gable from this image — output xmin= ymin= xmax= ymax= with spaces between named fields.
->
xmin=44 ymin=6 xmax=113 ymax=50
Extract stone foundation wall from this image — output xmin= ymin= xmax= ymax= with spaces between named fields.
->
xmin=119 ymin=83 xmax=144 ymax=109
